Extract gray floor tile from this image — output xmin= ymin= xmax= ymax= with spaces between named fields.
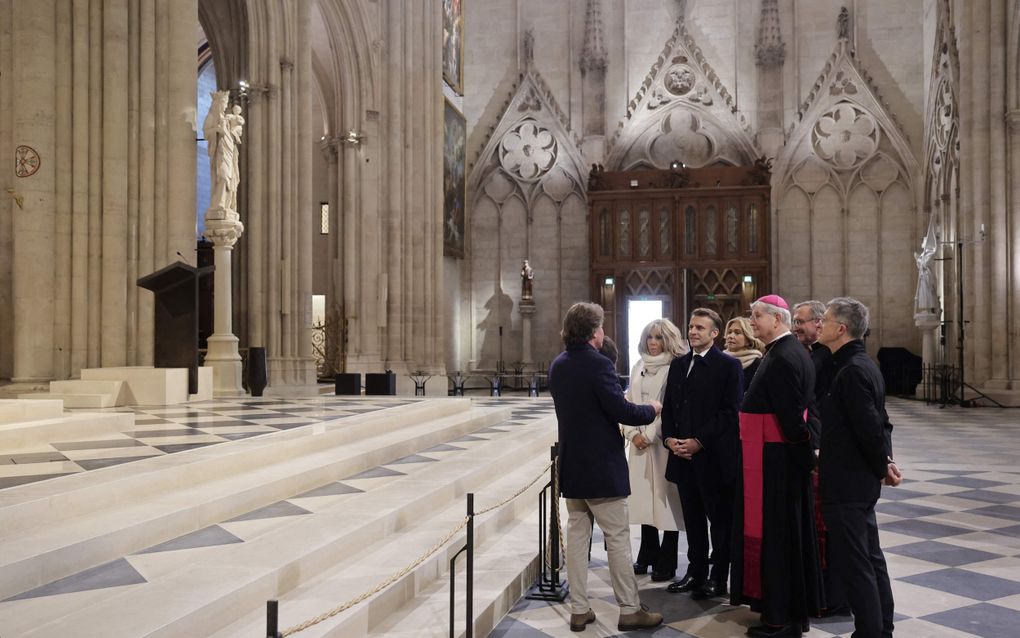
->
xmin=880 ymin=518 xmax=972 ymax=539
xmin=0 ymin=473 xmax=76 ymax=489
xmin=900 ymin=567 xmax=1020 ymax=601
xmin=931 ymin=476 xmax=1008 ymax=489
xmin=344 ymin=466 xmax=405 ymax=480
xmin=884 ymin=540 xmax=1003 ymax=566
xmin=225 ymin=500 xmax=311 ymax=522
xmin=294 ymin=482 xmax=364 ymax=497
xmin=76 ymin=456 xmax=158 ymax=471
xmin=51 ymin=439 xmax=148 ymax=451
xmin=874 ymin=501 xmax=948 ymax=518
xmin=154 ymin=442 xmax=219 ymax=454
xmin=135 ymin=525 xmax=243 ymax=554
xmin=388 ymin=454 xmax=438 ymax=464
xmin=970 ymin=505 xmax=1020 ymax=523
xmin=950 ymin=489 xmax=1020 ymax=505
xmin=921 ymin=603 xmax=1020 ymax=638
xmin=0 ymin=451 xmax=68 ymax=464
xmin=3 ymin=558 xmax=146 ymax=601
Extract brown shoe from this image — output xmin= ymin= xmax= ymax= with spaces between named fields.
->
xmin=618 ymin=605 xmax=663 ymax=631
xmin=569 ymin=609 xmax=596 ymax=632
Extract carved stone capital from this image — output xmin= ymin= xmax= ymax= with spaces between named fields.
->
xmin=204 ymin=216 xmax=245 ymax=247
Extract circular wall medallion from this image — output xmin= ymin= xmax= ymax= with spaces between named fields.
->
xmin=15 ymin=145 xmax=40 ymax=177
xmin=663 ymin=65 xmax=695 ymax=96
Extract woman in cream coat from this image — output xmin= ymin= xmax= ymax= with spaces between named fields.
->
xmin=624 ymin=318 xmax=688 ymax=581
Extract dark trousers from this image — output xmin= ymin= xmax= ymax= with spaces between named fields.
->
xmin=635 ymin=525 xmax=679 ymax=574
xmin=676 ymin=473 xmax=733 ymax=584
xmin=822 ymin=502 xmax=895 ymax=638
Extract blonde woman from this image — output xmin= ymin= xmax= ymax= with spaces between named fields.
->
xmin=724 ymin=316 xmax=765 ymax=391
xmin=625 ymin=318 xmax=688 ymax=581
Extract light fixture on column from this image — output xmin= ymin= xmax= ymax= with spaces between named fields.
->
xmin=670 ymin=159 xmax=685 ymax=170
xmin=341 ymin=129 xmax=366 ymax=147
xmin=233 ymin=79 xmax=272 ymax=103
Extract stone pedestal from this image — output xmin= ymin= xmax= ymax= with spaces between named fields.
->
xmin=204 ymin=213 xmax=245 ymax=396
xmin=520 ymin=301 xmax=536 ymax=364
xmin=914 ymin=312 xmax=941 ymax=395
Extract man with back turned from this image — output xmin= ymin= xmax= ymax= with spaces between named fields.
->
xmin=548 ymin=302 xmax=664 ymax=633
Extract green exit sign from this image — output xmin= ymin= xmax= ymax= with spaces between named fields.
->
xmin=706 ymin=294 xmax=717 ymax=301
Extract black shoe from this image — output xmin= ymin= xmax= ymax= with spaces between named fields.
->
xmin=746 ymin=624 xmax=801 ymax=637
xmin=666 ymin=574 xmax=703 ymax=593
xmin=691 ymin=581 xmax=727 ymax=600
xmin=650 ymin=569 xmax=675 ymax=582
xmin=633 ymin=562 xmax=650 ymax=575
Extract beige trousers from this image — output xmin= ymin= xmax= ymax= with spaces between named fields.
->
xmin=565 ymin=496 xmax=641 ymax=615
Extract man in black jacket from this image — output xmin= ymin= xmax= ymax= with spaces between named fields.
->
xmin=661 ymin=308 xmax=743 ymax=600
xmin=817 ymin=297 xmax=902 ymax=638
xmin=549 ymin=302 xmax=664 ymax=632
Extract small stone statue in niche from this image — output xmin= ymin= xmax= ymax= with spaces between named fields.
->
xmin=914 ymin=214 xmax=939 ymax=317
xmin=521 ymin=259 xmax=534 ymax=302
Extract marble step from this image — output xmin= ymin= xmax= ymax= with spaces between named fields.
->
xmin=0 ymin=398 xmax=468 ymax=537
xmin=17 ymin=392 xmax=117 ymax=409
xmin=8 ymin=411 xmax=555 ymax=638
xmin=0 ymin=399 xmax=497 ymax=601
xmin=365 ymin=513 xmax=541 ymax=638
xmin=211 ymin=415 xmax=556 ymax=638
xmin=0 ymin=399 xmax=64 ymax=424
xmin=0 ymin=411 xmax=135 ymax=454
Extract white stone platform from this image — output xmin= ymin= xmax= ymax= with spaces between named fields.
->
xmin=0 ymin=397 xmax=557 ymax=638
xmin=0 ymin=399 xmax=136 ymax=454
xmin=18 ymin=367 xmax=214 ymax=408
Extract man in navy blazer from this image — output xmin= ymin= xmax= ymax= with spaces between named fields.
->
xmin=549 ymin=302 xmax=664 ymax=632
xmin=661 ymin=307 xmax=744 ymax=600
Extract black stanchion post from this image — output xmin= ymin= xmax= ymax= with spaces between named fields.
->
xmin=549 ymin=444 xmax=561 ymax=587
xmin=526 ymin=443 xmax=568 ymax=601
xmin=266 ymin=599 xmax=281 ymax=638
xmin=466 ymin=492 xmax=475 ymax=638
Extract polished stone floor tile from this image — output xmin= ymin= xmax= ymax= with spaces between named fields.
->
xmin=921 ymin=602 xmax=1020 ymax=638
xmin=3 ymin=559 xmax=146 ymax=601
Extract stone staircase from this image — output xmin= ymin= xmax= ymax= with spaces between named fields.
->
xmin=0 ymin=397 xmax=558 ymax=638
xmin=18 ymin=380 xmax=126 ymax=409
xmin=0 ymin=399 xmax=134 ymax=453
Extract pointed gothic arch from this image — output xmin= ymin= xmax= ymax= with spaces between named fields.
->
xmin=606 ymin=16 xmax=757 ymax=170
xmin=773 ymin=12 xmax=920 ymax=353
xmin=465 ymin=48 xmax=589 ymax=370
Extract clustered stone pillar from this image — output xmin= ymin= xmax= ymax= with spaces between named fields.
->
xmin=1 ymin=0 xmax=196 ymax=383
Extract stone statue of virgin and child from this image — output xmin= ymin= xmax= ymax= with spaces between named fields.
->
xmin=203 ymin=90 xmax=245 ymax=218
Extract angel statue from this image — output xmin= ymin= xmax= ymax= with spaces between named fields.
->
xmin=914 ymin=214 xmax=939 ymax=317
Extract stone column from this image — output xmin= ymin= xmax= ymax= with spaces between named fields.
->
xmin=204 ymin=215 xmax=245 ymax=395
xmin=520 ymin=301 xmax=536 ymax=364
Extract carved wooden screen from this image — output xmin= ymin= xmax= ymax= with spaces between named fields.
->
xmin=588 ymin=164 xmax=771 ymax=347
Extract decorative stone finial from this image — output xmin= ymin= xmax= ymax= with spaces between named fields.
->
xmin=837 ymin=7 xmax=850 ymax=41
xmin=755 ymin=0 xmax=786 ymax=68
xmin=580 ymin=0 xmax=607 ymax=75
xmin=523 ymin=30 xmax=535 ymax=70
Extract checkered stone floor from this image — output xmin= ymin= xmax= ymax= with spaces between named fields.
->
xmin=491 ymin=398 xmax=1020 ymax=637
xmin=0 ymin=396 xmax=423 ymax=489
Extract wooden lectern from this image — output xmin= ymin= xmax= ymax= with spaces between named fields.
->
xmin=137 ymin=261 xmax=214 ymax=395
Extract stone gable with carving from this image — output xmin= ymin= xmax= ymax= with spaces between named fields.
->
xmin=606 ymin=17 xmax=756 ymax=170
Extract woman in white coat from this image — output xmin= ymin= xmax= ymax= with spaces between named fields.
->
xmin=624 ymin=318 xmax=688 ymax=581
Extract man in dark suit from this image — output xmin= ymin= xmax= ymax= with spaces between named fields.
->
xmin=548 ymin=302 xmax=664 ymax=632
xmin=661 ymin=307 xmax=744 ymax=600
xmin=817 ymin=297 xmax=901 ymax=638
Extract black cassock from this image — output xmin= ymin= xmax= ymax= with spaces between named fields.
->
xmin=730 ymin=333 xmax=823 ymax=626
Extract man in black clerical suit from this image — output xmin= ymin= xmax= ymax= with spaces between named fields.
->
xmin=817 ymin=297 xmax=901 ymax=638
xmin=731 ymin=295 xmax=822 ymax=638
xmin=660 ymin=308 xmax=743 ymax=600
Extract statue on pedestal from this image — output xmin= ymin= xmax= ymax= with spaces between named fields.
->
xmin=203 ymin=91 xmax=245 ymax=217
xmin=914 ymin=214 xmax=939 ymax=317
xmin=521 ymin=259 xmax=534 ymax=302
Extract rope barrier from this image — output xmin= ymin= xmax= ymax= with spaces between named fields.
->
xmin=278 ymin=459 xmax=553 ymax=636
